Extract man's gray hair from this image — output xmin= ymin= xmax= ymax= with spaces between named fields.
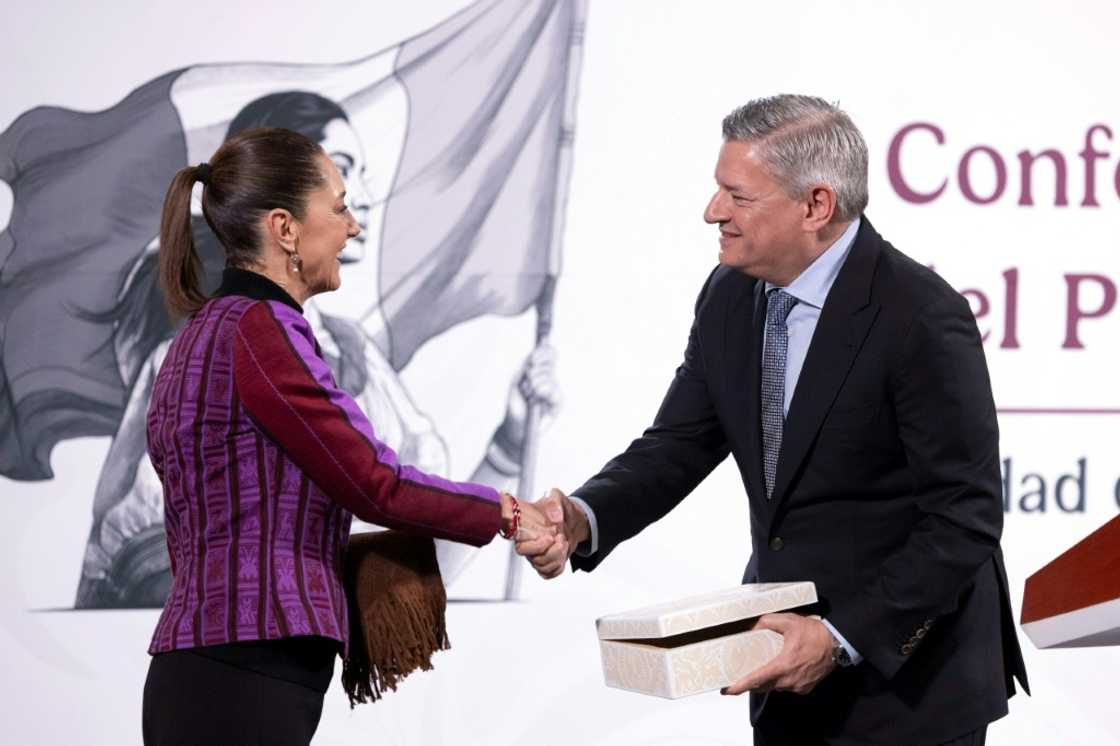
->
xmin=722 ymin=94 xmax=868 ymax=221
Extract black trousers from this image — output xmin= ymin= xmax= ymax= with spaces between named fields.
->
xmin=143 ymin=640 xmax=335 ymax=746
xmin=753 ymin=724 xmax=986 ymax=746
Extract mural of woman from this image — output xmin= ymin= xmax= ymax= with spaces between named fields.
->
xmin=75 ymin=91 xmax=558 ymax=608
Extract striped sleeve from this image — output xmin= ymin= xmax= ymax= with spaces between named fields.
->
xmin=232 ymin=300 xmax=502 ymax=546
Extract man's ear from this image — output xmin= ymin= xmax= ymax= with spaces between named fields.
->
xmin=802 ymin=184 xmax=838 ymax=232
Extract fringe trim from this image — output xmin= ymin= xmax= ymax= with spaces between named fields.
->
xmin=341 ymin=542 xmax=450 ymax=706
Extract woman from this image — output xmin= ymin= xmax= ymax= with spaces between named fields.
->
xmin=78 ymin=91 xmax=557 ymax=608
xmin=141 ymin=126 xmax=551 ymax=745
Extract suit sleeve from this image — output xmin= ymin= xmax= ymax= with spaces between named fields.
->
xmin=826 ymin=293 xmax=1004 ymax=679
xmin=232 ymin=301 xmax=502 ymax=546
xmin=571 ymin=269 xmax=731 ymax=572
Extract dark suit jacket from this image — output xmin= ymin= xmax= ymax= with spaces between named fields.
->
xmin=571 ymin=218 xmax=1028 ymax=744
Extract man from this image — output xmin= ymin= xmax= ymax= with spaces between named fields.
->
xmin=518 ymin=95 xmax=1028 ymax=745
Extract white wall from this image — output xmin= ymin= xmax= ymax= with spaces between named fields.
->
xmin=2 ymin=1 xmax=1119 ymax=743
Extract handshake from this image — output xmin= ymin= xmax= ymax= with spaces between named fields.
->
xmin=499 ymin=488 xmax=591 ymax=579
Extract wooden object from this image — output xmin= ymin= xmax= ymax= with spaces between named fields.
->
xmin=1020 ymin=514 xmax=1120 ymax=648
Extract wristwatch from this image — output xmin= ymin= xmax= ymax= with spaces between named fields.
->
xmin=831 ymin=639 xmax=854 ymax=668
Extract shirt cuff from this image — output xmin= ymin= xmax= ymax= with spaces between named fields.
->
xmin=821 ymin=618 xmax=863 ymax=666
xmin=566 ymin=495 xmax=599 ymax=557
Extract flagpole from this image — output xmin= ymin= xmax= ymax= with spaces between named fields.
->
xmin=504 ymin=0 xmax=590 ymax=601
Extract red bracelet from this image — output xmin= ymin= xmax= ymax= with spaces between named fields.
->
xmin=499 ymin=494 xmax=521 ymax=539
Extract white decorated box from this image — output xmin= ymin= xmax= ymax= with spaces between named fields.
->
xmin=596 ymin=582 xmax=818 ymax=699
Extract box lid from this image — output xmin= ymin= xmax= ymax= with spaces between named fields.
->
xmin=596 ymin=582 xmax=817 ymax=640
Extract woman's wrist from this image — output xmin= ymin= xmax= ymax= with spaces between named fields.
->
xmin=498 ymin=491 xmax=520 ymax=540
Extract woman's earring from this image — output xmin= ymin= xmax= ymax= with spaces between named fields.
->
xmin=288 ymin=252 xmax=302 ymax=273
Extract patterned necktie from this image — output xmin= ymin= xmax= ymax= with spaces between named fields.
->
xmin=761 ymin=289 xmax=798 ymax=499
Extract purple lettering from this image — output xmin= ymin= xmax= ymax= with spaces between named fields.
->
xmin=1063 ymin=274 xmax=1117 ymax=349
xmin=958 ymin=146 xmax=1007 ymax=205
xmin=1017 ymin=149 xmax=1068 ymax=206
xmin=1079 ymin=124 xmax=1112 ymax=207
xmin=1001 ymin=268 xmax=1020 ymax=349
xmin=887 ymin=123 xmax=947 ymax=204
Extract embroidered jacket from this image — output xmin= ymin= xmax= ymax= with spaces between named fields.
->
xmin=147 ymin=269 xmax=501 ymax=653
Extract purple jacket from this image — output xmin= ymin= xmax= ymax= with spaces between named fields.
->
xmin=147 ymin=269 xmax=502 ymax=654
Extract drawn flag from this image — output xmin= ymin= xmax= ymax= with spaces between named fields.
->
xmin=0 ymin=0 xmax=580 ymax=480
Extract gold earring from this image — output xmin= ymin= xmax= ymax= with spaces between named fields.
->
xmin=288 ymin=252 xmax=302 ymax=273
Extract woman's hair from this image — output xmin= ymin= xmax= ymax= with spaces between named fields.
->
xmin=158 ymin=126 xmax=326 ymax=316
xmin=95 ymin=91 xmax=351 ymax=379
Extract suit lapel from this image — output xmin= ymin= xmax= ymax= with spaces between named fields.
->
xmin=769 ymin=220 xmax=883 ymax=507
xmin=722 ymin=273 xmax=766 ymax=499
xmin=749 ymin=283 xmax=767 ymax=497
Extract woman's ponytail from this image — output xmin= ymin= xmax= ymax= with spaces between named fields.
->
xmin=158 ymin=165 xmax=207 ymax=317
xmin=158 ymin=129 xmax=325 ymax=317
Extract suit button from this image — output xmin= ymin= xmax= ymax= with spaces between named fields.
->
xmin=769 ymin=537 xmax=784 ymax=551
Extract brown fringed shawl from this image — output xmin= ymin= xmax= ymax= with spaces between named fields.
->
xmin=340 ymin=531 xmax=450 ymax=705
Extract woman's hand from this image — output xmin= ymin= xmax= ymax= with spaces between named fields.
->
xmin=500 ymin=492 xmax=558 ymax=542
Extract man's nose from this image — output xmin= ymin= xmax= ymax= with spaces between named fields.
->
xmin=703 ymin=191 xmax=726 ymax=224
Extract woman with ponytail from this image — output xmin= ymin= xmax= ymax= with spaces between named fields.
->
xmin=77 ymin=92 xmax=559 ymax=610
xmin=140 ymin=127 xmax=554 ymax=746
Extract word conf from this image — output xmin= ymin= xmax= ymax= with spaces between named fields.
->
xmin=888 ymin=123 xmax=1117 ymax=206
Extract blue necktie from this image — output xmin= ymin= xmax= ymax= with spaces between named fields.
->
xmin=762 ymin=289 xmax=798 ymax=499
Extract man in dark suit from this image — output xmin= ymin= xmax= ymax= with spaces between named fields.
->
xmin=517 ymin=94 xmax=1028 ymax=745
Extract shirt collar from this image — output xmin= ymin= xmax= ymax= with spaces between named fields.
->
xmin=214 ymin=267 xmax=303 ymax=314
xmin=765 ymin=217 xmax=861 ymax=309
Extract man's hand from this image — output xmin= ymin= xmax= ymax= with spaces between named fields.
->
xmin=721 ymin=614 xmax=837 ymax=696
xmin=500 ymin=493 xmax=556 ymax=542
xmin=514 ymin=488 xmax=589 ymax=579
